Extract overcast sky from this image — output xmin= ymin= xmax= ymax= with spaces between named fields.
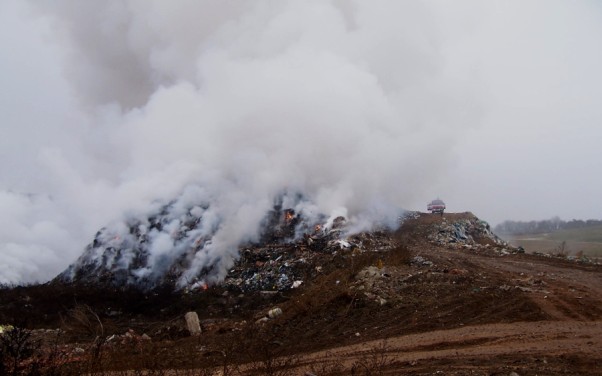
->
xmin=1 ymin=0 xmax=601 ymax=285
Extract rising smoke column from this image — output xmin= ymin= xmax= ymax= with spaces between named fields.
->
xmin=1 ymin=0 xmax=480 ymax=285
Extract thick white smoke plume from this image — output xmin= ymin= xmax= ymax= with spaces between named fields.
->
xmin=1 ymin=0 xmax=483 ymax=285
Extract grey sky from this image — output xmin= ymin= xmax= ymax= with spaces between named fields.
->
xmin=1 ymin=0 xmax=601 ymax=284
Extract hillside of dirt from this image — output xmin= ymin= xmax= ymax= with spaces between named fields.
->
xmin=1 ymin=212 xmax=601 ymax=375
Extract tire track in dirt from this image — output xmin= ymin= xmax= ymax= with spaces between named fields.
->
xmin=435 ymin=249 xmax=602 ymax=321
xmin=297 ymin=321 xmax=602 ymax=374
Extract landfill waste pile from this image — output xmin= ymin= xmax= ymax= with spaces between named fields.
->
xmin=426 ymin=213 xmax=508 ymax=249
xmin=55 ymin=191 xmax=328 ymax=290
xmin=55 ymin=205 xmax=511 ymax=296
xmin=222 ymin=225 xmax=397 ymax=293
xmin=55 ymin=191 xmax=399 ymax=292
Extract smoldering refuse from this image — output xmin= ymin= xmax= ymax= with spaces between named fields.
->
xmin=2 ymin=1 xmax=486 ymax=284
xmin=57 ymin=187 xmax=403 ymax=289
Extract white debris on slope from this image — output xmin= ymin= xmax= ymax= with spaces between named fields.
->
xmin=56 ymin=188 xmax=402 ymax=290
xmin=56 ymin=189 xmax=330 ymax=289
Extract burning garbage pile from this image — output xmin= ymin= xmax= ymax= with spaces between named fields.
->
xmin=216 ymin=213 xmax=399 ymax=293
xmin=56 ymin=196 xmax=321 ymax=290
xmin=223 ymin=244 xmax=317 ymax=293
xmin=55 ymin=189 xmax=400 ymax=292
xmin=222 ymin=223 xmax=397 ymax=293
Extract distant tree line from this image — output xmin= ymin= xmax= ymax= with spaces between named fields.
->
xmin=494 ymin=217 xmax=602 ymax=235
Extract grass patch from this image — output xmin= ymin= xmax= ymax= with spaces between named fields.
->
xmin=506 ymin=238 xmax=602 ymax=257
xmin=502 ymin=225 xmax=602 ymax=257
xmin=545 ymin=224 xmax=602 ymax=243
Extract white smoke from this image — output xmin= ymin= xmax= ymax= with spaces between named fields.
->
xmin=1 ymin=0 xmax=486 ymax=285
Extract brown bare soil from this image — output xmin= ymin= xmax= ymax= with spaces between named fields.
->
xmin=1 ymin=212 xmax=601 ymax=375
xmin=292 ymin=246 xmax=602 ymax=375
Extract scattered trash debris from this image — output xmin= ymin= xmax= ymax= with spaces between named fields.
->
xmin=253 ymin=307 xmax=284 ymax=325
xmin=268 ymin=307 xmax=283 ymax=319
xmin=425 ymin=214 xmax=514 ymax=255
xmin=255 ymin=317 xmax=269 ymax=325
xmin=412 ymin=256 xmax=434 ymax=267
xmin=0 ymin=324 xmax=13 ymax=334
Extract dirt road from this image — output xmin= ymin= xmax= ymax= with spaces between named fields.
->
xmin=296 ymin=247 xmax=602 ymax=375
xmin=299 ymin=320 xmax=601 ymax=375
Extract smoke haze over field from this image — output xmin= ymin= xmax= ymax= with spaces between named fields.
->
xmin=1 ymin=0 xmax=601 ymax=284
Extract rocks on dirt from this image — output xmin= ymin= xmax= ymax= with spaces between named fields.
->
xmin=351 ymin=265 xmax=404 ymax=306
xmin=104 ymin=329 xmax=153 ymax=347
xmin=412 ymin=255 xmax=434 ymax=267
xmin=185 ymin=311 xmax=202 ymax=336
